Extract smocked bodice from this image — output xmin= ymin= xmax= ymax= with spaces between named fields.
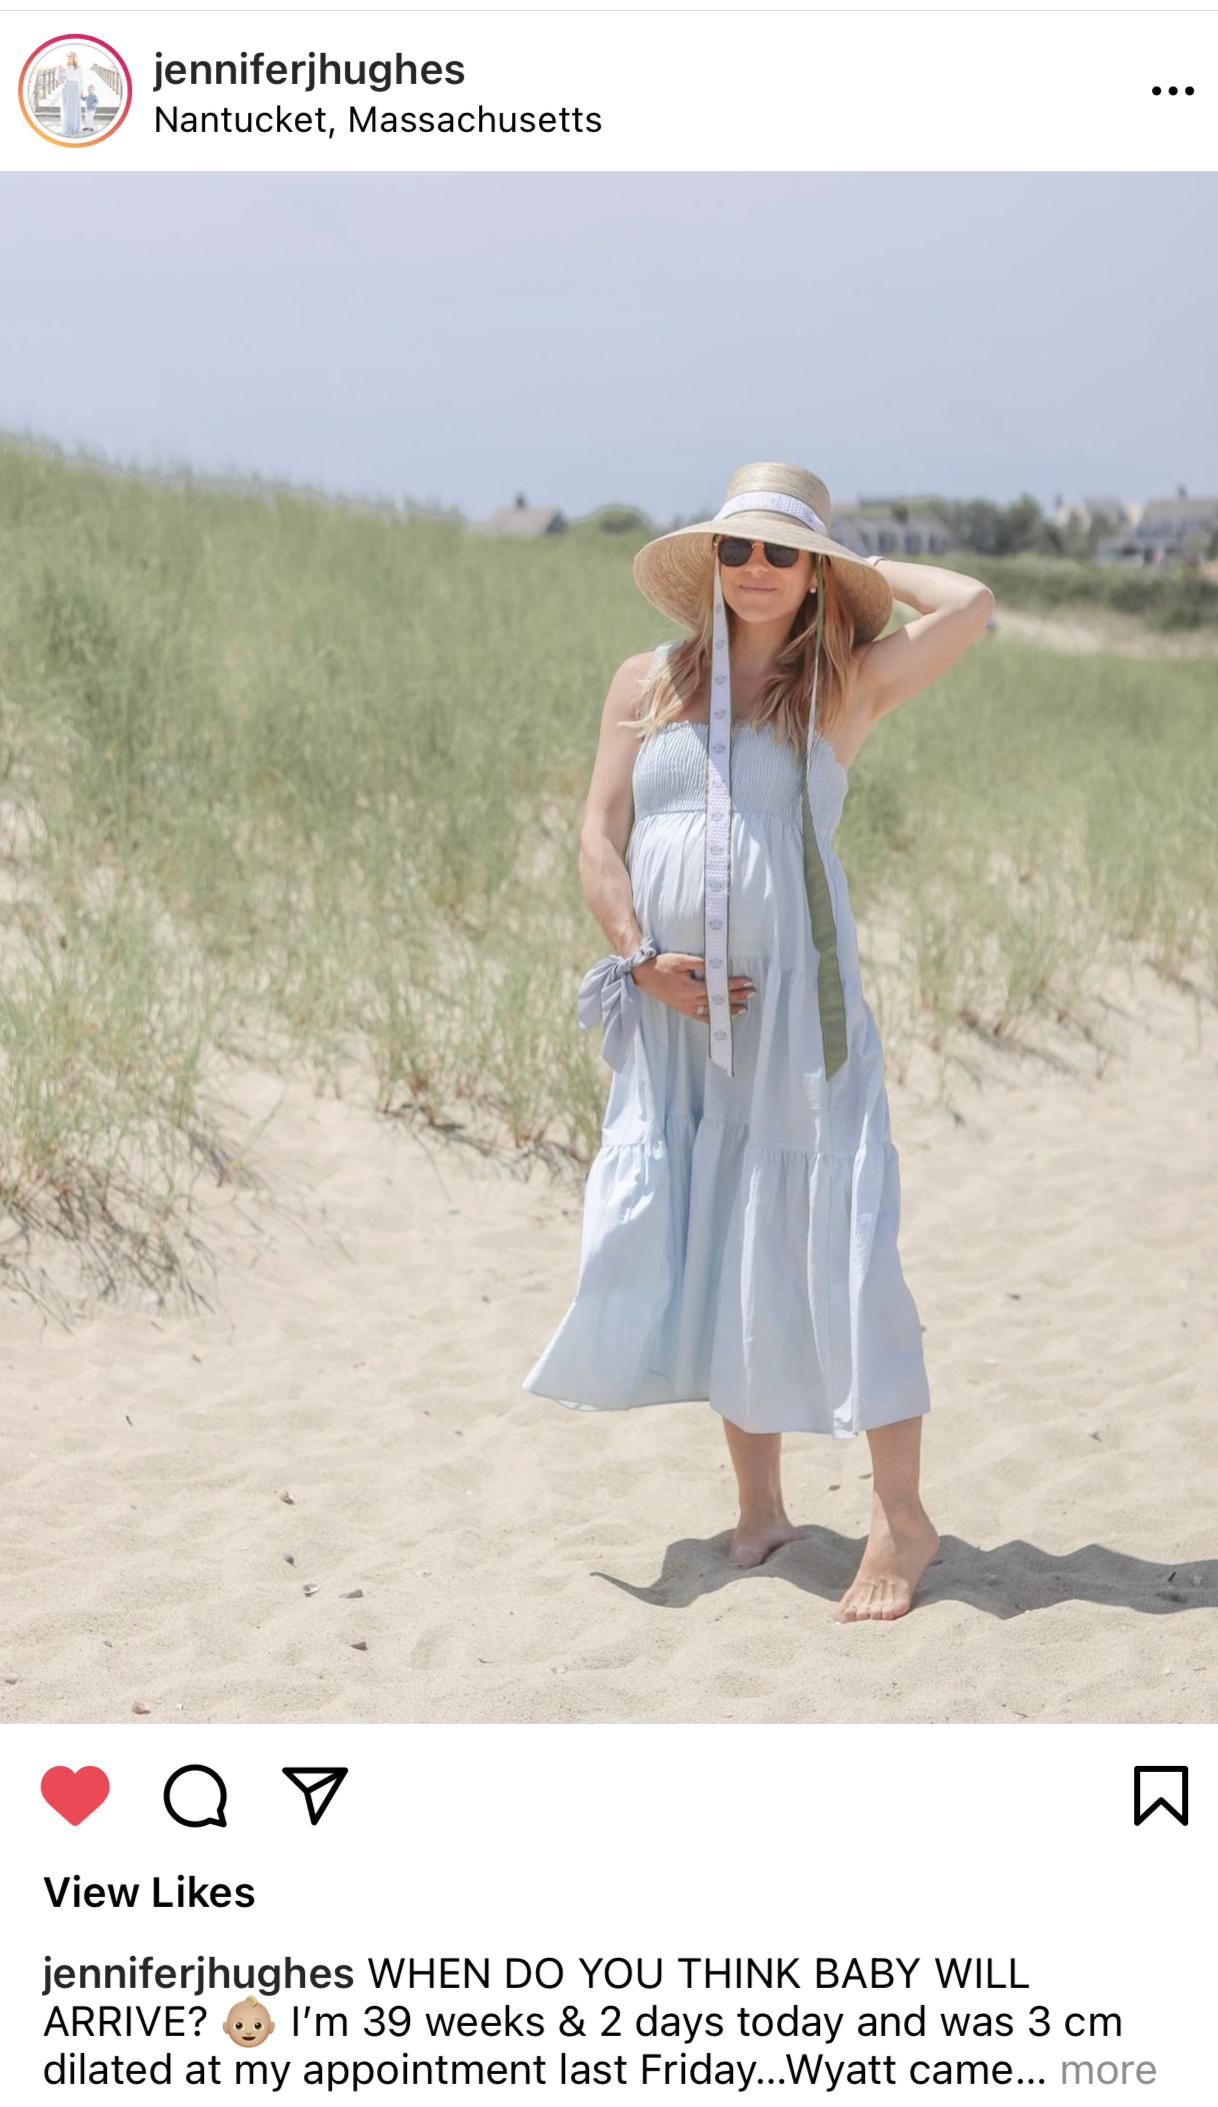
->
xmin=631 ymin=719 xmax=848 ymax=842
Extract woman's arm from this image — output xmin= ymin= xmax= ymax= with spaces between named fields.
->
xmin=853 ymin=556 xmax=995 ymax=723
xmin=578 ymin=651 xmax=654 ymax=956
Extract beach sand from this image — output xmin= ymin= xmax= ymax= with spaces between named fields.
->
xmin=2 ymin=936 xmax=1215 ymax=1729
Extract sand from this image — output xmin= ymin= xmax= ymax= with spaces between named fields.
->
xmin=992 ymin=605 xmax=1218 ymax=659
xmin=2 ymin=922 xmax=1215 ymax=1729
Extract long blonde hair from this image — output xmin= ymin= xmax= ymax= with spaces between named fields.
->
xmin=627 ymin=554 xmax=858 ymax=758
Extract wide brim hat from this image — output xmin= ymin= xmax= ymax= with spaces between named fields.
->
xmin=633 ymin=461 xmax=892 ymax=643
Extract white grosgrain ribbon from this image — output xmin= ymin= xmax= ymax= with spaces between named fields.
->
xmin=705 ymin=565 xmax=734 ymax=1074
xmin=716 ymin=491 xmax=830 ymax=538
xmin=803 ymin=561 xmax=850 ymax=1081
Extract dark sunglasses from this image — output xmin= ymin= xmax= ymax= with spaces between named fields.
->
xmin=715 ymin=535 xmax=802 ymax=570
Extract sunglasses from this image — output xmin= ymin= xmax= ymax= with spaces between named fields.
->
xmin=715 ymin=535 xmax=803 ymax=570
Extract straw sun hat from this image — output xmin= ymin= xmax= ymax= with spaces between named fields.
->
xmin=633 ymin=461 xmax=893 ymax=642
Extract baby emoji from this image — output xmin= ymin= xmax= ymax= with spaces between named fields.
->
xmin=223 ymin=1995 xmax=276 ymax=2049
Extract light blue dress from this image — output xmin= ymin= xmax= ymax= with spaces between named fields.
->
xmin=522 ymin=647 xmax=931 ymax=1439
xmin=61 ymin=74 xmax=82 ymax=136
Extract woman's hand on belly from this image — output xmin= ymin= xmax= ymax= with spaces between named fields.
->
xmin=633 ymin=953 xmax=755 ymax=1018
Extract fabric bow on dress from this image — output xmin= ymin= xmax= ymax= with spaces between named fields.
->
xmin=577 ymin=937 xmax=660 ymax=1072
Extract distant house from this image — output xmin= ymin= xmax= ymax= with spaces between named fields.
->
xmin=1083 ymin=496 xmax=1137 ymax=527
xmin=831 ymin=507 xmax=955 ymax=560
xmin=1095 ymin=490 xmax=1218 ymax=567
xmin=477 ymin=494 xmax=566 ymax=538
xmin=1051 ymin=496 xmax=1135 ymax=532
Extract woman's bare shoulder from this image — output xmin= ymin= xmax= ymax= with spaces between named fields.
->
xmin=613 ymin=645 xmax=666 ymax=685
xmin=600 ymin=646 xmax=665 ymax=716
xmin=586 ymin=651 xmax=665 ymax=832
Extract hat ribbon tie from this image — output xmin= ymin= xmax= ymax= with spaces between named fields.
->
xmin=802 ymin=568 xmax=848 ymax=1079
xmin=705 ymin=560 xmax=847 ymax=1082
xmin=704 ymin=565 xmax=735 ymax=1073
xmin=715 ymin=491 xmax=830 ymax=537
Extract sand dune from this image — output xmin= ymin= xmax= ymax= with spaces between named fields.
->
xmin=2 ymin=935 xmax=1215 ymax=1728
xmin=993 ymin=605 xmax=1218 ymax=658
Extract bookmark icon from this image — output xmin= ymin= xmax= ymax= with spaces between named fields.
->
xmin=1132 ymin=1766 xmax=1188 ymax=1827
xmin=282 ymin=1767 xmax=348 ymax=1826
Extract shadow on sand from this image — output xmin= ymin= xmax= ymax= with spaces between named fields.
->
xmin=594 ymin=1532 xmax=1218 ymax=1620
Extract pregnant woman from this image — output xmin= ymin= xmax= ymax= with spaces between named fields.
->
xmin=60 ymin=51 xmax=83 ymax=138
xmin=523 ymin=462 xmax=995 ymax=1621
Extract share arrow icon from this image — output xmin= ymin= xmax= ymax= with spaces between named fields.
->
xmin=282 ymin=1767 xmax=349 ymax=1826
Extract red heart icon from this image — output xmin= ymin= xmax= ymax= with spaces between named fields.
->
xmin=41 ymin=1766 xmax=110 ymax=1825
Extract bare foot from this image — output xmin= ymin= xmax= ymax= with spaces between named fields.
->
xmin=728 ymin=1514 xmax=799 ymax=1569
xmin=834 ymin=1510 xmax=939 ymax=1621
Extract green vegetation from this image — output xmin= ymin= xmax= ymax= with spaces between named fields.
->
xmin=1 ymin=441 xmax=1215 ymax=1284
xmin=952 ymin=550 xmax=1218 ymax=631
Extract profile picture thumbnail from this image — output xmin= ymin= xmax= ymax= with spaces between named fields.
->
xmin=19 ymin=35 xmax=132 ymax=147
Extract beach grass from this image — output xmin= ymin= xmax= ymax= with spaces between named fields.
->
xmin=2 ymin=439 xmax=1216 ymax=1280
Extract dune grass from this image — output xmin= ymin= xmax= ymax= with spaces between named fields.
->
xmin=1 ymin=440 xmax=1216 ymax=1284
xmin=845 ymin=638 xmax=1218 ymax=1084
xmin=971 ymin=549 xmax=1218 ymax=631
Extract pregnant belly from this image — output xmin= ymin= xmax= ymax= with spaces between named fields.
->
xmin=628 ymin=815 xmax=782 ymax=959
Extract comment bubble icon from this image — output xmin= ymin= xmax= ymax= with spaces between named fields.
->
xmin=163 ymin=1763 xmax=227 ymax=1828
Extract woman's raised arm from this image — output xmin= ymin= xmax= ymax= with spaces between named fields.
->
xmin=852 ymin=557 xmax=995 ymax=724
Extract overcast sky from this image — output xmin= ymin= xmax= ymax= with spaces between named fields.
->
xmin=3 ymin=172 xmax=1214 ymax=521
